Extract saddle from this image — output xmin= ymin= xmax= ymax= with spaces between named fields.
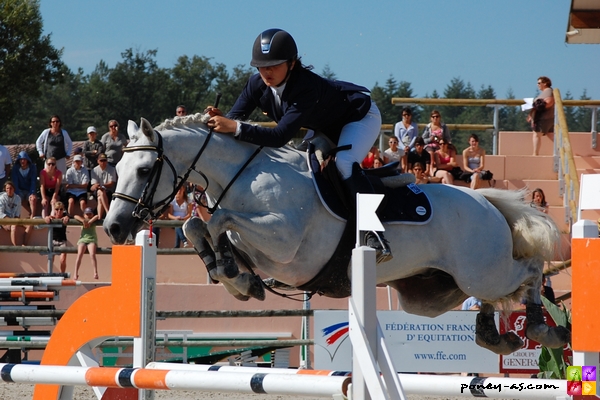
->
xmin=295 ymin=139 xmax=432 ymax=298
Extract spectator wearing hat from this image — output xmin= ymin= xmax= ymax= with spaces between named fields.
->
xmin=83 ymin=126 xmax=104 ymax=171
xmin=0 ymin=143 xmax=11 ymax=191
xmin=74 ymin=207 xmax=99 ymax=280
xmin=64 ymin=155 xmax=89 ymax=216
xmin=11 ymin=151 xmax=38 ymax=218
xmin=91 ymin=153 xmax=117 ymax=219
xmin=0 ymin=181 xmax=27 ymax=246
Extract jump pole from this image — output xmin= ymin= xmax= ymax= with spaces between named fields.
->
xmin=32 ymin=230 xmax=156 ymax=400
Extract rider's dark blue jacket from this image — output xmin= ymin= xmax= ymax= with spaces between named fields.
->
xmin=227 ymin=66 xmax=371 ymax=147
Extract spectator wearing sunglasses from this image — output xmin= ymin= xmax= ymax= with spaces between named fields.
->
xmin=383 ymin=137 xmax=403 ymax=171
xmin=101 ymin=120 xmax=129 ymax=167
xmin=35 ymin=115 xmax=73 ymax=175
xmin=40 ymin=157 xmax=63 ymax=218
xmin=43 ymin=201 xmax=70 ymax=273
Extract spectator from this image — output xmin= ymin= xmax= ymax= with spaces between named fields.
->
xmin=361 ymin=146 xmax=380 ymax=169
xmin=433 ymin=140 xmax=460 ymax=184
xmin=422 ymin=110 xmax=451 ymax=172
xmin=64 ymin=155 xmax=89 ymax=216
xmin=83 ymin=126 xmax=104 ymax=172
xmin=192 ymin=185 xmax=212 ymax=223
xmin=44 ymin=201 xmax=69 ymax=273
xmin=0 ymin=143 xmax=11 ymax=191
xmin=0 ymin=181 xmax=27 ymax=245
xmin=90 ymin=153 xmax=117 ymax=219
xmin=383 ymin=137 xmax=402 ymax=170
xmin=168 ymin=185 xmax=192 ymax=248
xmin=462 ymin=134 xmax=486 ymax=190
xmin=530 ymin=188 xmax=549 ymax=214
xmin=541 ymin=275 xmax=556 ymax=305
xmin=527 ymin=76 xmax=554 ymax=156
xmin=176 ymin=105 xmax=187 ymax=116
xmin=101 ymin=120 xmax=128 ymax=167
xmin=40 ymin=157 xmax=63 ymax=218
xmin=73 ymin=207 xmax=99 ymax=280
xmin=35 ymin=115 xmax=73 ymax=174
xmin=461 ymin=296 xmax=481 ymax=310
xmin=11 ymin=151 xmax=38 ymax=218
xmin=373 ymin=157 xmax=384 ymax=169
xmin=407 ymin=137 xmax=431 ymax=175
xmin=411 ymin=162 xmax=440 ymax=184
xmin=393 ymin=107 xmax=418 ymax=172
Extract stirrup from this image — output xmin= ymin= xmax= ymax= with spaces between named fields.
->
xmin=364 ymin=231 xmax=393 ymax=264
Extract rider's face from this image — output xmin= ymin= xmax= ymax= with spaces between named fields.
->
xmin=258 ymin=61 xmax=294 ymax=87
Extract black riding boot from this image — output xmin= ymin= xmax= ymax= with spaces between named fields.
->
xmin=343 ymin=164 xmax=393 ymax=264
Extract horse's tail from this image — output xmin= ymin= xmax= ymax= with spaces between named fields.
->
xmin=478 ymin=188 xmax=560 ymax=262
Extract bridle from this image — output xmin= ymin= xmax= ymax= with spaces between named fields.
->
xmin=112 ymin=129 xmax=212 ymax=224
xmin=112 ymin=127 xmax=263 ymax=225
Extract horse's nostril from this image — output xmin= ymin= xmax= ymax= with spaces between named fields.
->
xmin=108 ymin=223 xmax=121 ymax=239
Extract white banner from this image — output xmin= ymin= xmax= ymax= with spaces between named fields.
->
xmin=314 ymin=310 xmax=499 ymax=373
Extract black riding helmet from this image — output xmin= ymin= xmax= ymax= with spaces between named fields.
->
xmin=250 ymin=29 xmax=298 ymax=68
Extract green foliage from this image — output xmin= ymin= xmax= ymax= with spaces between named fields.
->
xmin=537 ymin=298 xmax=572 ymax=379
xmin=0 ymin=0 xmax=64 ymax=129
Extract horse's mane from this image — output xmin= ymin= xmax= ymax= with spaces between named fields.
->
xmin=155 ymin=113 xmax=210 ymax=131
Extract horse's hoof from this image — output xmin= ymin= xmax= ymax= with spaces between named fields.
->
xmin=247 ymin=276 xmax=266 ymax=301
xmin=216 ymin=258 xmax=239 ymax=279
xmin=476 ymin=332 xmax=524 ymax=355
xmin=232 ymin=293 xmax=250 ymax=301
xmin=526 ymin=324 xmax=571 ymax=349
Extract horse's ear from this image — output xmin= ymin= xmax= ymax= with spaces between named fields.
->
xmin=127 ymin=120 xmax=140 ymax=141
xmin=139 ymin=118 xmax=156 ymax=142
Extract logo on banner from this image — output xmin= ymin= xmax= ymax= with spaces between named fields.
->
xmin=320 ymin=321 xmax=349 ymax=361
xmin=567 ymin=366 xmax=597 ymax=396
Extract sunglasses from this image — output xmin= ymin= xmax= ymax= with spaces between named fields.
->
xmin=402 ymin=114 xmax=410 ymax=117
xmin=99 ymin=159 xmax=107 ymax=162
xmin=47 ymin=163 xmax=56 ymax=166
xmin=55 ymin=208 xmax=64 ymax=211
xmin=110 ymin=125 xmax=118 ymax=128
xmin=431 ymin=115 xmax=441 ymax=118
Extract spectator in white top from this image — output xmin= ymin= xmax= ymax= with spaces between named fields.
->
xmin=90 ymin=153 xmax=117 ymax=219
xmin=64 ymin=155 xmax=89 ymax=216
xmin=0 ymin=181 xmax=26 ymax=245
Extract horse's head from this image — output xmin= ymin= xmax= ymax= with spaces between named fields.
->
xmin=103 ymin=117 xmax=180 ymax=244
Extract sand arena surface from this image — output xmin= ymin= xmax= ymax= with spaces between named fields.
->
xmin=0 ymin=384 xmax=516 ymax=399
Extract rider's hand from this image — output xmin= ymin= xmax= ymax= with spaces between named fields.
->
xmin=208 ymin=116 xmax=237 ymax=134
xmin=204 ymin=107 xmax=223 ymax=117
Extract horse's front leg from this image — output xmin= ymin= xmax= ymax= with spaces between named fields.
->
xmin=185 ymin=217 xmax=265 ymax=301
xmin=475 ymin=303 xmax=524 ymax=355
xmin=524 ymin=276 xmax=571 ymax=349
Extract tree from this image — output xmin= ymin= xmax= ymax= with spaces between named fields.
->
xmin=0 ymin=0 xmax=64 ymax=129
xmin=321 ymin=64 xmax=337 ymax=80
xmin=370 ymin=75 xmax=415 ymax=124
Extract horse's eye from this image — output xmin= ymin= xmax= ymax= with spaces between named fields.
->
xmin=138 ymin=167 xmax=151 ymax=176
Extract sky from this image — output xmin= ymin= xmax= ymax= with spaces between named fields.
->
xmin=39 ymin=0 xmax=599 ymax=103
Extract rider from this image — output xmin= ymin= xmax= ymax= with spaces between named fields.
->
xmin=206 ymin=28 xmax=392 ymax=263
